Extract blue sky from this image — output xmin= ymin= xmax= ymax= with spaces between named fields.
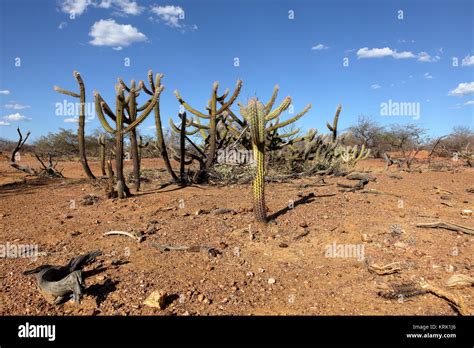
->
xmin=0 ymin=0 xmax=473 ymax=141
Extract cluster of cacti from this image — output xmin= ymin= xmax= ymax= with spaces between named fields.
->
xmin=95 ymin=77 xmax=162 ymax=198
xmin=54 ymin=69 xmax=373 ymax=202
xmin=170 ymin=80 xmax=243 ymax=183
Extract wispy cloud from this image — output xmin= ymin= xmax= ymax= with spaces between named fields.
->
xmin=417 ymin=52 xmax=440 ymax=62
xmin=448 ymin=82 xmax=474 ymax=97
xmin=3 ymin=113 xmax=31 ymax=121
xmin=59 ymin=0 xmax=143 ymax=16
xmin=357 ymin=47 xmax=441 ymax=63
xmin=59 ymin=0 xmax=92 ymax=16
xmin=89 ymin=19 xmax=147 ymax=50
xmin=356 ymin=47 xmax=415 ymax=59
xmin=370 ymin=84 xmax=381 ymax=90
xmin=423 ymin=72 xmax=434 ymax=79
xmin=311 ymin=43 xmax=329 ymax=51
xmin=4 ymin=103 xmax=30 ymax=110
xmin=0 ymin=121 xmax=10 ymax=126
xmin=151 ymin=5 xmax=184 ymax=27
xmin=462 ymin=55 xmax=474 ymax=66
xmin=0 ymin=90 xmax=11 ymax=95
xmin=58 ymin=21 xmax=68 ymax=30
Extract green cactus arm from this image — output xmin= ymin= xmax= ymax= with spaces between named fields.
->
xmin=137 ymin=98 xmax=153 ymax=111
xmin=194 ymin=117 xmax=210 ymax=139
xmin=140 ymin=80 xmax=154 ymax=96
xmin=174 ymin=89 xmax=209 ymax=119
xmin=264 ymin=84 xmax=279 ymax=114
xmin=94 ymin=92 xmax=116 ymax=134
xmin=219 ymin=103 xmax=245 ymax=127
xmin=216 ymin=79 xmax=243 ymax=115
xmin=278 ymin=128 xmax=301 ymax=139
xmin=267 ymin=103 xmax=311 ymax=132
xmin=53 ymin=86 xmax=80 ymax=98
xmin=168 ymin=118 xmax=200 ymax=136
xmin=217 ymin=88 xmax=230 ymax=101
xmin=123 ymin=85 xmax=163 ymax=133
xmin=265 ymin=96 xmax=292 ymax=122
xmin=118 ymin=78 xmax=130 ymax=92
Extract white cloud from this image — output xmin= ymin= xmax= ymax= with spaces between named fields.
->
xmin=64 ymin=117 xmax=79 ymax=123
xmin=448 ymin=82 xmax=474 ymax=97
xmin=463 ymin=100 xmax=474 ymax=106
xmin=3 ymin=113 xmax=31 ymax=121
xmin=423 ymin=72 xmax=434 ymax=79
xmin=151 ymin=5 xmax=185 ymax=28
xmin=357 ymin=47 xmax=415 ymax=59
xmin=58 ymin=22 xmax=68 ymax=30
xmin=417 ymin=52 xmax=440 ymax=62
xmin=0 ymin=90 xmax=10 ymax=95
xmin=462 ymin=55 xmax=474 ymax=66
xmin=370 ymin=84 xmax=381 ymax=90
xmin=89 ymin=19 xmax=147 ymax=50
xmin=0 ymin=121 xmax=10 ymax=126
xmin=4 ymin=103 xmax=30 ymax=110
xmin=311 ymin=44 xmax=329 ymax=51
xmin=59 ymin=0 xmax=92 ymax=16
xmin=60 ymin=0 xmax=142 ymax=16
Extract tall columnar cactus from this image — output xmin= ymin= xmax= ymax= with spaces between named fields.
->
xmin=95 ymin=82 xmax=162 ymax=198
xmin=54 ymin=71 xmax=95 ymax=180
xmin=98 ymin=134 xmax=106 ymax=176
xmin=326 ymin=104 xmax=341 ymax=142
xmin=140 ymin=71 xmax=179 ymax=183
xmin=174 ymin=80 xmax=243 ymax=176
xmin=239 ymin=91 xmax=312 ymax=223
xmin=118 ymin=79 xmax=143 ymax=191
xmin=244 ymin=99 xmax=267 ymax=223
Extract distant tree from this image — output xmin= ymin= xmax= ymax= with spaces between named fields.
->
xmin=347 ymin=115 xmax=386 ymax=157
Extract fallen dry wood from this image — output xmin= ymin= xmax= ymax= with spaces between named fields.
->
xmin=433 ymin=186 xmax=454 ymax=195
xmin=419 ymin=281 xmax=471 ymax=316
xmin=337 ymin=179 xmax=369 ymax=192
xmin=103 ymin=231 xmax=144 ymax=242
xmin=446 ymin=274 xmax=474 ymax=288
xmin=366 ymin=260 xmax=403 ymax=275
xmin=359 ymin=189 xmax=402 ymax=198
xmin=345 ymin=172 xmax=376 ymax=182
xmin=416 ymin=221 xmax=474 ymax=235
xmin=152 ymin=243 xmax=221 ymax=257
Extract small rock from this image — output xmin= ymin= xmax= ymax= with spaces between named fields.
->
xmin=298 ymin=222 xmax=308 ymax=228
xmin=279 ymin=242 xmax=289 ymax=248
xmin=461 ymin=209 xmax=472 ymax=216
xmin=143 ymin=290 xmax=168 ymax=309
xmin=268 ymin=278 xmax=276 ymax=284
xmin=197 ymin=294 xmax=205 ymax=302
xmin=70 ymin=231 xmax=81 ymax=237
xmin=394 ymin=241 xmax=407 ymax=249
xmin=361 ymin=234 xmax=372 ymax=242
xmin=246 ymin=271 xmax=254 ymax=277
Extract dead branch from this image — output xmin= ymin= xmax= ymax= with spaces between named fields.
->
xmin=419 ymin=281 xmax=471 ymax=316
xmin=366 ymin=259 xmax=403 ymax=275
xmin=337 ymin=179 xmax=369 ymax=192
xmin=103 ymin=231 xmax=143 ymax=242
xmin=446 ymin=274 xmax=474 ymax=288
xmin=416 ymin=221 xmax=474 ymax=235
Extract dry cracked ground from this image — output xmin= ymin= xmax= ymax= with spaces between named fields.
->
xmin=0 ymin=157 xmax=473 ymax=316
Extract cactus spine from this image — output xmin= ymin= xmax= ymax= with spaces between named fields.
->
xmin=54 ymin=71 xmax=95 ymax=180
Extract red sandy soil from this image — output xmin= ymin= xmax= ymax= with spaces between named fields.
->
xmin=0 ymin=156 xmax=472 ymax=315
